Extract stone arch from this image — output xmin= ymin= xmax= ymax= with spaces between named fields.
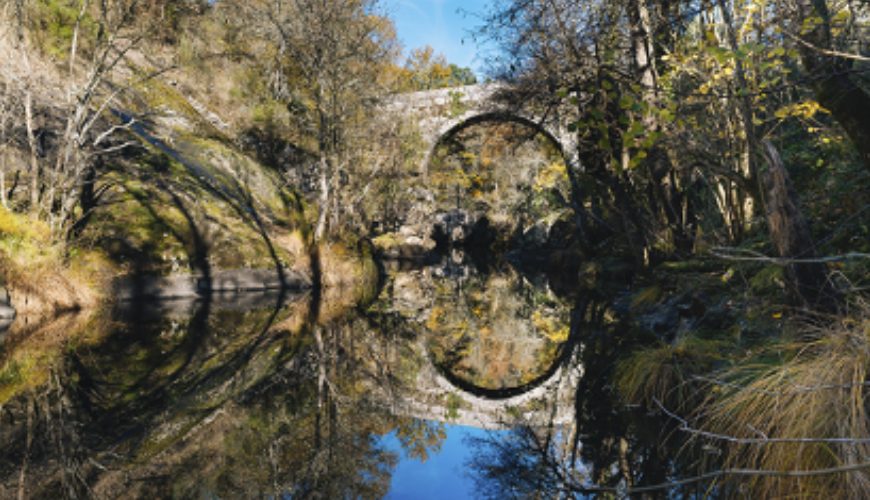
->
xmin=423 ymin=111 xmax=572 ymax=175
xmin=430 ymin=333 xmax=581 ymax=400
xmin=421 ymin=337 xmax=583 ymax=424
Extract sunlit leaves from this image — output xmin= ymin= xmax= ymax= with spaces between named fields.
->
xmin=397 ymin=45 xmax=477 ymax=92
xmin=774 ymin=100 xmax=829 ymax=120
xmin=531 ymin=310 xmax=569 ymax=343
xmin=533 ymin=162 xmax=569 ymax=193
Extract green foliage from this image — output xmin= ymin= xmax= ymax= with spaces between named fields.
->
xmin=445 ymin=392 xmax=463 ymax=420
xmin=395 ymin=45 xmax=477 ymax=91
xmin=29 ymin=0 xmax=94 ymax=59
xmin=448 ymin=90 xmax=467 ymax=117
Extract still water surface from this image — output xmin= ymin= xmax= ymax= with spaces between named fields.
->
xmin=0 ymin=259 xmax=704 ymax=498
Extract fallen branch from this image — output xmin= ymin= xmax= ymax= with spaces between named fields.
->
xmin=571 ymin=460 xmax=870 ymax=495
xmin=654 ymin=398 xmax=870 ymax=444
xmin=783 ymin=30 xmax=870 ymax=63
xmin=691 ymin=375 xmax=870 ymax=395
xmin=711 ymin=246 xmax=870 ymax=265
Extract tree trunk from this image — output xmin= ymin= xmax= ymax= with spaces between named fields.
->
xmin=761 ymin=141 xmax=839 ymax=311
xmin=794 ymin=0 xmax=870 ymax=171
xmin=630 ymin=0 xmax=694 ymax=254
xmin=717 ymin=0 xmax=762 ymax=198
xmin=810 ymin=71 xmax=870 ymax=171
xmin=1 ymin=156 xmax=6 ymax=209
xmin=1 ymin=97 xmax=7 ymax=209
xmin=628 ymin=0 xmax=656 ymax=93
xmin=24 ymin=91 xmax=40 ymax=212
xmin=315 ymin=157 xmax=330 ymax=241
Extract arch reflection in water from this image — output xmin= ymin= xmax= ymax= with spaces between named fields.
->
xmin=0 ymin=262 xmax=588 ymax=498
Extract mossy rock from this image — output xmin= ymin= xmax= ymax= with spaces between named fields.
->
xmin=749 ymin=265 xmax=785 ymax=295
xmin=75 ymin=82 xmax=311 ymax=279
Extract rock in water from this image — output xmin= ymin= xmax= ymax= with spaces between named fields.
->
xmin=0 ymin=286 xmax=16 ymax=320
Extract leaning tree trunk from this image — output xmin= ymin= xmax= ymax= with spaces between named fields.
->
xmin=761 ymin=141 xmax=839 ymax=311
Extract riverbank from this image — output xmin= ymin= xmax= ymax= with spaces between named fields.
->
xmin=0 ymin=208 xmax=104 ymax=320
xmin=0 ymin=203 xmax=377 ymax=327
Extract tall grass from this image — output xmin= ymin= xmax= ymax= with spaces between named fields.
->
xmin=694 ymin=300 xmax=870 ymax=498
xmin=616 ymin=335 xmax=727 ymax=411
xmin=0 ymin=207 xmax=108 ymax=315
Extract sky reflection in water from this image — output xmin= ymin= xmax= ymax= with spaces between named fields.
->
xmin=382 ymin=424 xmax=502 ymax=499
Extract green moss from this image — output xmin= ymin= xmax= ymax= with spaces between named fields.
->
xmin=30 ymin=0 xmax=99 ymax=60
xmin=631 ymin=286 xmax=663 ymax=311
xmin=750 ymin=265 xmax=785 ymax=294
xmin=372 ymin=233 xmax=402 ymax=251
xmin=134 ymin=78 xmax=220 ymax=137
xmin=78 ymin=131 xmax=305 ymax=273
xmin=448 ymin=91 xmax=468 ymax=117
xmin=0 ymin=360 xmax=23 ymax=387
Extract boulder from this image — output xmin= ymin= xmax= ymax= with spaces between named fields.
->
xmin=0 ymin=286 xmax=15 ymax=321
xmin=372 ymin=231 xmax=437 ymax=261
xmin=112 ymin=268 xmax=311 ymax=301
xmin=0 ymin=306 xmax=14 ymax=321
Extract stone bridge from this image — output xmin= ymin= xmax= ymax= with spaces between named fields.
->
xmin=375 ymin=84 xmax=582 ymax=255
xmin=376 ymin=339 xmax=583 ymax=430
xmin=384 ymin=83 xmax=580 ymax=173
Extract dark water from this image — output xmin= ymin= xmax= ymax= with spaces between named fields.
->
xmin=0 ymin=260 xmax=708 ymax=499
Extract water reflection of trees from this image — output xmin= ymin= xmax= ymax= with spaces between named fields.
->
xmin=467 ymin=295 xmax=719 ymax=498
xmin=423 ymin=265 xmax=571 ymax=391
xmin=0 ymin=291 xmax=446 ymax=499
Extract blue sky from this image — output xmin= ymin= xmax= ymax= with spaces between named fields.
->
xmin=387 ymin=0 xmax=493 ymax=76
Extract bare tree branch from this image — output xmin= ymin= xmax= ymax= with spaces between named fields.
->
xmin=655 ymin=398 xmax=870 ymax=444
xmin=711 ymin=246 xmax=870 ymax=265
xmin=783 ymin=29 xmax=870 ymax=63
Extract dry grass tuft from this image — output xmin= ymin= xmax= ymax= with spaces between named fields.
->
xmin=0 ymin=207 xmax=106 ymax=316
xmin=695 ymin=299 xmax=870 ymax=498
xmin=616 ymin=335 xmax=726 ymax=411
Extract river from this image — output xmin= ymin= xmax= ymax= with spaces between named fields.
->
xmin=0 ymin=255 xmax=714 ymax=498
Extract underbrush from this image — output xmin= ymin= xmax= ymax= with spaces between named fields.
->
xmin=692 ymin=299 xmax=870 ymax=497
xmin=618 ymin=297 xmax=870 ymax=497
xmin=0 ymin=207 xmax=112 ymax=316
xmin=613 ymin=255 xmax=870 ymax=497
